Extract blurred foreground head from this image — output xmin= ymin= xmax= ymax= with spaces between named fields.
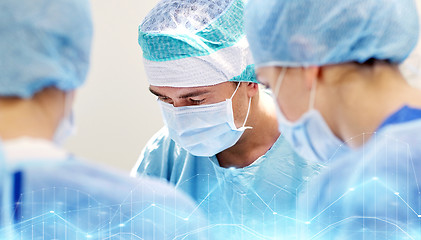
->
xmin=0 ymin=0 xmax=93 ymax=142
xmin=0 ymin=0 xmax=93 ymax=98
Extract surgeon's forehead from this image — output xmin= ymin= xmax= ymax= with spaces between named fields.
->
xmin=149 ymin=85 xmax=212 ymax=93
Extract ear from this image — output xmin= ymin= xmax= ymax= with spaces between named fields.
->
xmin=245 ymin=82 xmax=259 ymax=98
xmin=303 ymin=66 xmax=320 ymax=89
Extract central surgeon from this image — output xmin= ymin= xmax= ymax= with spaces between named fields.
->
xmin=131 ymin=0 xmax=321 ymax=238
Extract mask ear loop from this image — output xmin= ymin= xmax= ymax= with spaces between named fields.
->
xmin=53 ymin=92 xmax=76 ymax=145
xmin=64 ymin=92 xmax=73 ymax=119
xmin=274 ymin=67 xmax=287 ymax=98
xmin=308 ymin=77 xmax=317 ymax=110
xmin=241 ymin=97 xmax=253 ymax=129
xmin=274 ymin=67 xmax=316 ymax=110
xmin=230 ymin=82 xmax=242 ymax=100
xmin=64 ymin=92 xmax=76 ymax=135
xmin=230 ymin=82 xmax=253 ymax=130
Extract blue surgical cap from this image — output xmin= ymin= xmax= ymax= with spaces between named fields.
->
xmin=0 ymin=0 xmax=93 ymax=98
xmin=138 ymin=0 xmax=258 ymax=88
xmin=245 ymin=0 xmax=420 ymax=68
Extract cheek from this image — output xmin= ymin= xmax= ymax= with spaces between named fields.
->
xmin=231 ymin=93 xmax=250 ymax=126
xmin=276 ymin=80 xmax=309 ymax=122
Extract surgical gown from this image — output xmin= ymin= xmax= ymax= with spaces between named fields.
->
xmin=297 ymin=106 xmax=421 ymax=239
xmin=132 ymin=129 xmax=321 ymax=239
xmin=0 ymin=138 xmax=207 ymax=240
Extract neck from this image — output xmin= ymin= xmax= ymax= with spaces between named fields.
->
xmin=319 ymin=64 xmax=421 ymax=148
xmin=217 ymin=90 xmax=280 ymax=168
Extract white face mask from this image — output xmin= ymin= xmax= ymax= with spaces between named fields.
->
xmin=53 ymin=93 xmax=76 ymax=145
xmin=272 ymin=68 xmax=347 ymax=162
xmin=159 ymin=82 xmax=252 ymax=157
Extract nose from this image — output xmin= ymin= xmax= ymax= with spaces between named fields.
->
xmin=172 ymin=100 xmax=188 ymax=108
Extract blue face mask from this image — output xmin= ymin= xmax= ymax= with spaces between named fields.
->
xmin=273 ymin=68 xmax=347 ymax=163
xmin=159 ymin=83 xmax=252 ymax=157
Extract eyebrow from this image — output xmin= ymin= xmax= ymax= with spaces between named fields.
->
xmin=179 ymin=90 xmax=210 ymax=99
xmin=149 ymin=88 xmax=210 ymax=99
xmin=149 ymin=88 xmax=165 ymax=97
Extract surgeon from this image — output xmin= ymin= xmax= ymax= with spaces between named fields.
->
xmin=131 ymin=0 xmax=321 ymax=238
xmin=245 ymin=0 xmax=421 ymax=239
xmin=0 ymin=0 xmax=207 ymax=239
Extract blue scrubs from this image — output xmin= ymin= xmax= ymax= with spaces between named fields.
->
xmin=297 ymin=106 xmax=421 ymax=239
xmin=132 ymin=128 xmax=322 ymax=239
xmin=0 ymin=140 xmax=206 ymax=240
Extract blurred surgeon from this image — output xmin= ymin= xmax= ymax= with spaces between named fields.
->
xmin=246 ymin=0 xmax=421 ymax=239
xmin=131 ymin=0 xmax=321 ymax=238
xmin=0 ymin=0 xmax=207 ymax=239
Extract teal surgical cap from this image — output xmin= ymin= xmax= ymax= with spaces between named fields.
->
xmin=0 ymin=0 xmax=93 ymax=98
xmin=138 ymin=0 xmax=258 ymax=87
xmin=245 ymin=0 xmax=419 ymax=68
